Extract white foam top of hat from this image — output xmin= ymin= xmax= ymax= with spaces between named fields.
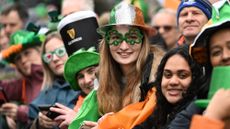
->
xmin=58 ymin=11 xmax=97 ymax=32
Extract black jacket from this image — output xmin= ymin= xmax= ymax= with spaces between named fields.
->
xmin=166 ymin=102 xmax=204 ymax=129
xmin=133 ymin=101 xmax=195 ymax=129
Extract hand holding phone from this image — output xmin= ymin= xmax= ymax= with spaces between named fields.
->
xmin=38 ymin=105 xmax=52 ymax=111
xmin=38 ymin=105 xmax=61 ymax=120
xmin=46 ymin=105 xmax=61 ymax=120
xmin=38 ymin=112 xmax=56 ymax=128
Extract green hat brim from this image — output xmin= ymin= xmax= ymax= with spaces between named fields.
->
xmin=195 ymin=99 xmax=210 ymax=108
xmin=190 ymin=20 xmax=230 ymax=65
xmin=64 ymin=51 xmax=99 ymax=90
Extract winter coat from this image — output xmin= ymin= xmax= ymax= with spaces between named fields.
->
xmin=29 ymin=78 xmax=79 ymax=120
xmin=133 ymin=100 xmax=195 ymax=129
xmin=166 ymin=102 xmax=203 ymax=129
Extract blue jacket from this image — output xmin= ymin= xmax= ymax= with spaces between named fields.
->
xmin=28 ymin=78 xmax=80 ymax=120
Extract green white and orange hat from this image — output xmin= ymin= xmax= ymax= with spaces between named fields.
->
xmin=97 ymin=1 xmax=156 ymax=36
xmin=190 ymin=0 xmax=230 ymax=65
xmin=0 ymin=30 xmax=45 ymax=63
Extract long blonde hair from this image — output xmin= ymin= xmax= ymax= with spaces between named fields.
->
xmin=40 ymin=32 xmax=63 ymax=90
xmin=97 ymin=31 xmax=151 ymax=114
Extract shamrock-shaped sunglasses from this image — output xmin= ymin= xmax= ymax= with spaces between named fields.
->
xmin=105 ymin=27 xmax=143 ymax=46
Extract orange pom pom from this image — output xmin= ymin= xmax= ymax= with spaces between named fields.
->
xmin=2 ymin=44 xmax=23 ymax=59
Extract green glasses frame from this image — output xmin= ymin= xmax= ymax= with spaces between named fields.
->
xmin=43 ymin=46 xmax=66 ymax=63
xmin=105 ymin=27 xmax=144 ymax=46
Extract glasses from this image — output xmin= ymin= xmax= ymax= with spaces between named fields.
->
xmin=43 ymin=46 xmax=66 ymax=63
xmin=105 ymin=28 xmax=143 ymax=46
xmin=153 ymin=25 xmax=176 ymax=32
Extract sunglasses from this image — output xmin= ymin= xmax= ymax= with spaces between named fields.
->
xmin=105 ymin=28 xmax=143 ymax=46
xmin=153 ymin=25 xmax=176 ymax=32
xmin=43 ymin=46 xmax=66 ymax=63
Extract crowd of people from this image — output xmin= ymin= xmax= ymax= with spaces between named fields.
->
xmin=0 ymin=0 xmax=230 ymax=129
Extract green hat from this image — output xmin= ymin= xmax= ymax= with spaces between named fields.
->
xmin=190 ymin=0 xmax=230 ymax=65
xmin=97 ymin=1 xmax=156 ymax=36
xmin=64 ymin=47 xmax=99 ymax=90
xmin=47 ymin=10 xmax=62 ymax=34
xmin=195 ymin=66 xmax=230 ymax=108
xmin=3 ymin=30 xmax=45 ymax=63
xmin=59 ymin=11 xmax=101 ymax=90
xmin=26 ymin=23 xmax=40 ymax=35
xmin=26 ymin=22 xmax=49 ymax=35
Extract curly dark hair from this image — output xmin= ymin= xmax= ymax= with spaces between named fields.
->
xmin=152 ymin=45 xmax=208 ymax=129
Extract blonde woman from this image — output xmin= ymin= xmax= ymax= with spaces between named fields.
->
xmin=28 ymin=32 xmax=79 ymax=129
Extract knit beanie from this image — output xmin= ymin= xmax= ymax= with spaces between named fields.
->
xmin=177 ymin=0 xmax=212 ymax=20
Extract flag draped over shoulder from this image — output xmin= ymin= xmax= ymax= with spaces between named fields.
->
xmin=98 ymin=87 xmax=157 ymax=129
xmin=68 ymin=90 xmax=100 ymax=129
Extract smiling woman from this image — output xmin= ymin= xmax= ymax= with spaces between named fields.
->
xmin=161 ymin=54 xmax=192 ymax=104
xmin=97 ymin=1 xmax=165 ymax=116
xmin=134 ymin=45 xmax=205 ymax=129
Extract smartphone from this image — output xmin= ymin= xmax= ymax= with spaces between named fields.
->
xmin=46 ymin=105 xmax=61 ymax=120
xmin=38 ymin=105 xmax=52 ymax=111
xmin=0 ymin=87 xmax=8 ymax=106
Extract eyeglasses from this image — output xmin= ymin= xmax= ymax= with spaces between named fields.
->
xmin=153 ymin=25 xmax=176 ymax=32
xmin=105 ymin=28 xmax=143 ymax=46
xmin=43 ymin=46 xmax=66 ymax=63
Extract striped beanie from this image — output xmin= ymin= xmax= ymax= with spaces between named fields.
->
xmin=177 ymin=0 xmax=212 ymax=20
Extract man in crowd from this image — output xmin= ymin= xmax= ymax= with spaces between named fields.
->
xmin=0 ymin=3 xmax=29 ymax=38
xmin=151 ymin=8 xmax=181 ymax=50
xmin=177 ymin=0 xmax=212 ymax=45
